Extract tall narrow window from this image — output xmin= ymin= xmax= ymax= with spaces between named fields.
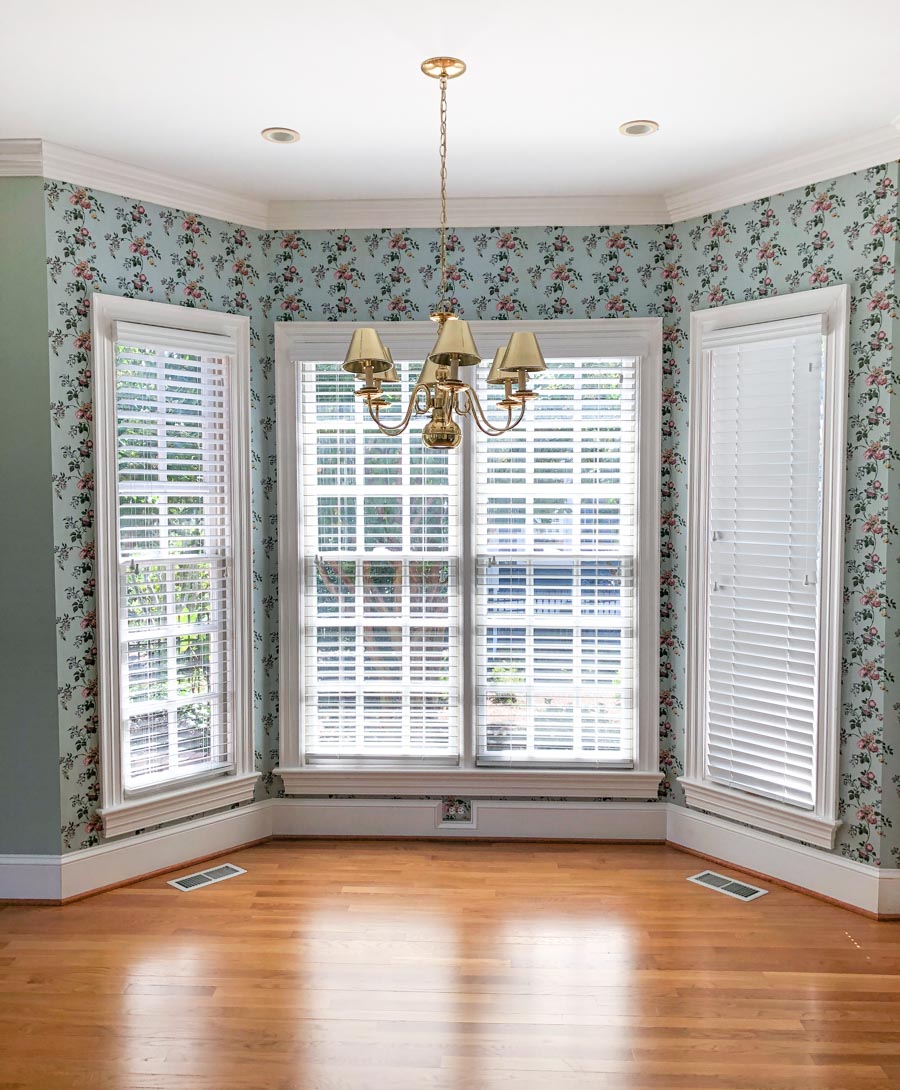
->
xmin=276 ymin=321 xmax=661 ymax=795
xmin=684 ymin=288 xmax=848 ymax=848
xmin=475 ymin=357 xmax=638 ymax=766
xmin=94 ymin=298 xmax=255 ymax=837
xmin=299 ymin=361 xmax=460 ymax=762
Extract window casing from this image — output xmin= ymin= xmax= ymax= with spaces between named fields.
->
xmin=683 ymin=287 xmax=849 ymax=849
xmin=276 ymin=320 xmax=662 ymax=797
xmin=93 ymin=296 xmax=256 ymax=837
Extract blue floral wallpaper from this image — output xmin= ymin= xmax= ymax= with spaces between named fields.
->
xmin=41 ymin=163 xmax=899 ymax=865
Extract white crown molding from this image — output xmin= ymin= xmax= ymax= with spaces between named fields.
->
xmin=665 ymin=121 xmax=900 ymax=222
xmin=0 ymin=138 xmax=270 ymax=227
xmin=1 ymin=126 xmax=899 ymax=230
xmin=267 ymin=194 xmax=670 ymax=229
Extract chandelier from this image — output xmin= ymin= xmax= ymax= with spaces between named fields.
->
xmin=342 ymin=57 xmax=547 ymax=449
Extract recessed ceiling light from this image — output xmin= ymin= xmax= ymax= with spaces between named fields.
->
xmin=619 ymin=119 xmax=659 ymax=137
xmin=261 ymin=127 xmax=301 ymax=144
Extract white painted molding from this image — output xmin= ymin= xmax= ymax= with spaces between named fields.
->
xmin=274 ymin=768 xmax=664 ymax=799
xmin=267 ymin=194 xmax=670 ymax=229
xmin=666 ymin=121 xmax=900 ymax=222
xmin=0 ymin=854 xmax=62 ymax=900
xmin=272 ymin=797 xmax=669 ymax=840
xmin=2 ymin=800 xmax=899 ymax=913
xmin=667 ymin=805 xmax=895 ymax=916
xmin=3 ymin=125 xmax=898 ymax=229
xmin=0 ymin=139 xmax=269 ymax=226
xmin=99 ymin=772 xmax=260 ymax=838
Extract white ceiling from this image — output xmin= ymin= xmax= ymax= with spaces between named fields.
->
xmin=3 ymin=0 xmax=899 ymax=203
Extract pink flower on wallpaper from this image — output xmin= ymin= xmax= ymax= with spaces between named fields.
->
xmin=183 ymin=281 xmax=203 ymax=299
xmin=708 ymin=221 xmax=727 ymax=238
xmin=72 ymin=260 xmax=94 ymax=281
xmin=757 ymin=243 xmax=775 ymax=260
xmin=707 ymin=287 xmax=725 ymax=304
xmin=131 ymin=204 xmax=146 ymax=220
xmin=857 ymin=733 xmax=880 ymax=753
xmin=661 ymin=387 xmax=678 ymax=405
xmin=865 ymin=367 xmax=887 ymax=386
xmin=388 ymin=295 xmax=408 ymax=312
xmin=281 ymin=233 xmax=301 ymax=251
xmin=864 ymin=441 xmax=886 ymax=461
xmin=282 ymin=265 xmax=299 ymax=283
xmin=182 ymin=215 xmax=201 ymax=234
xmin=662 ymin=325 xmax=680 ymax=344
xmin=73 ymin=332 xmax=91 ymax=352
xmin=333 ymin=264 xmax=353 ymax=282
xmin=661 ymin=263 xmax=681 ymax=281
xmin=75 ymin=401 xmax=92 ymax=422
xmin=496 ymin=295 xmax=516 ymax=313
xmin=550 ymin=265 xmax=571 ymax=281
xmin=811 ymin=194 xmax=833 ymax=213
xmin=185 ymin=249 xmax=200 ymax=267
xmin=69 ymin=189 xmax=92 ymax=210
xmin=232 ymin=259 xmax=251 ymax=276
xmin=809 ymin=266 xmax=830 ymax=284
xmin=870 ymin=215 xmax=894 ymax=236
xmin=867 ymin=291 xmax=890 ymax=311
xmin=860 ymin=589 xmax=882 ymax=608
xmin=606 ymin=295 xmax=625 ymax=313
xmin=856 ymin=805 xmax=879 ymax=825
xmin=388 ymin=233 xmax=408 ymax=250
xmin=280 ymin=296 xmax=301 ymax=313
xmin=858 ymin=661 xmax=881 ymax=682
xmin=496 ymin=233 xmax=517 ymax=250
xmin=129 ymin=237 xmax=149 ymax=256
xmin=863 ymin=516 xmax=884 ymax=536
xmin=606 ymin=232 xmax=627 ymax=250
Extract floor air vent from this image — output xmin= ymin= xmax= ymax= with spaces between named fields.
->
xmin=168 ymin=863 xmax=246 ymax=892
xmin=687 ymin=870 xmax=768 ymax=901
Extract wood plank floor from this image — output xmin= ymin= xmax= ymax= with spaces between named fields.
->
xmin=1 ymin=840 xmax=899 ymax=1090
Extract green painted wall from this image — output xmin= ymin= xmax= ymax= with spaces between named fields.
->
xmin=0 ymin=177 xmax=61 ymax=853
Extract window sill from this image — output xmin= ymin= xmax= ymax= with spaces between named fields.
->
xmin=679 ymin=777 xmax=841 ymax=850
xmin=100 ymin=772 xmax=260 ymax=838
xmin=274 ymin=766 xmax=663 ymax=800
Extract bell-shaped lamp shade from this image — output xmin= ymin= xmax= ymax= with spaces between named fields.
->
xmin=486 ymin=345 xmax=515 ymax=385
xmin=503 ymin=331 xmax=547 ymax=373
xmin=428 ymin=317 xmax=481 ymax=367
xmin=342 ymin=328 xmax=392 ymax=375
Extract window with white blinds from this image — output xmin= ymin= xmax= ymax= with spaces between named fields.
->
xmin=475 ymin=359 xmax=638 ymax=765
xmin=705 ymin=320 xmax=825 ymax=808
xmin=299 ymin=362 xmax=460 ymax=761
xmin=289 ymin=326 xmax=660 ymax=774
xmin=685 ymin=288 xmax=849 ymax=849
xmin=113 ymin=323 xmax=238 ymax=790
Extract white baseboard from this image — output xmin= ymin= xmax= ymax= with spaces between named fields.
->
xmin=0 ymin=854 xmax=62 ymax=900
xmin=272 ymin=797 xmax=668 ymax=840
xmin=0 ymin=801 xmax=275 ymax=901
xmin=2 ymin=797 xmax=898 ymax=915
xmin=666 ymin=805 xmax=898 ymax=916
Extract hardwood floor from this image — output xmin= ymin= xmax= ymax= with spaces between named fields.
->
xmin=1 ymin=840 xmax=899 ymax=1089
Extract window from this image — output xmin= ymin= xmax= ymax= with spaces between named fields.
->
xmin=683 ymin=287 xmax=849 ymax=848
xmin=276 ymin=320 xmax=662 ymax=797
xmin=93 ymin=296 xmax=256 ymax=837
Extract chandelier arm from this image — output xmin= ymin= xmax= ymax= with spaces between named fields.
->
xmin=366 ymin=384 xmax=432 ymax=437
xmin=463 ymin=385 xmax=527 ymax=436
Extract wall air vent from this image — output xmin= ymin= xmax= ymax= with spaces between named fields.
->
xmin=168 ymin=863 xmax=246 ymax=892
xmin=687 ymin=870 xmax=768 ymax=901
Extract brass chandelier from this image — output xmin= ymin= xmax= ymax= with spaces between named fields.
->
xmin=342 ymin=56 xmax=547 ymax=449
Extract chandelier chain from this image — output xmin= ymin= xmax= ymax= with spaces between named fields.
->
xmin=438 ymin=72 xmax=448 ymax=309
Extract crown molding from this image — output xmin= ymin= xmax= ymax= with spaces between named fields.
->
xmin=267 ymin=194 xmax=670 ymax=229
xmin=2 ymin=126 xmax=899 ymax=231
xmin=0 ymin=138 xmax=270 ymax=227
xmin=665 ymin=121 xmax=900 ymax=222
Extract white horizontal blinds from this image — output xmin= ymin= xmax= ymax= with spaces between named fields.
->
xmin=705 ymin=317 xmax=826 ymax=808
xmin=475 ymin=358 xmax=638 ymax=765
xmin=114 ymin=323 xmax=236 ymax=790
xmin=300 ymin=361 xmax=460 ymax=761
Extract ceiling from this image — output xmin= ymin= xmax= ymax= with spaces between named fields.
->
xmin=3 ymin=0 xmax=899 ymax=204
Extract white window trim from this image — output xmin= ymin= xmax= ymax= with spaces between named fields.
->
xmin=274 ymin=318 xmax=663 ymax=799
xmin=92 ymin=294 xmax=258 ymax=837
xmin=682 ymin=286 xmax=849 ymax=849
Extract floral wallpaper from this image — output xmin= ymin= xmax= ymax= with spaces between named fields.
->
xmin=41 ymin=162 xmax=899 ymax=865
